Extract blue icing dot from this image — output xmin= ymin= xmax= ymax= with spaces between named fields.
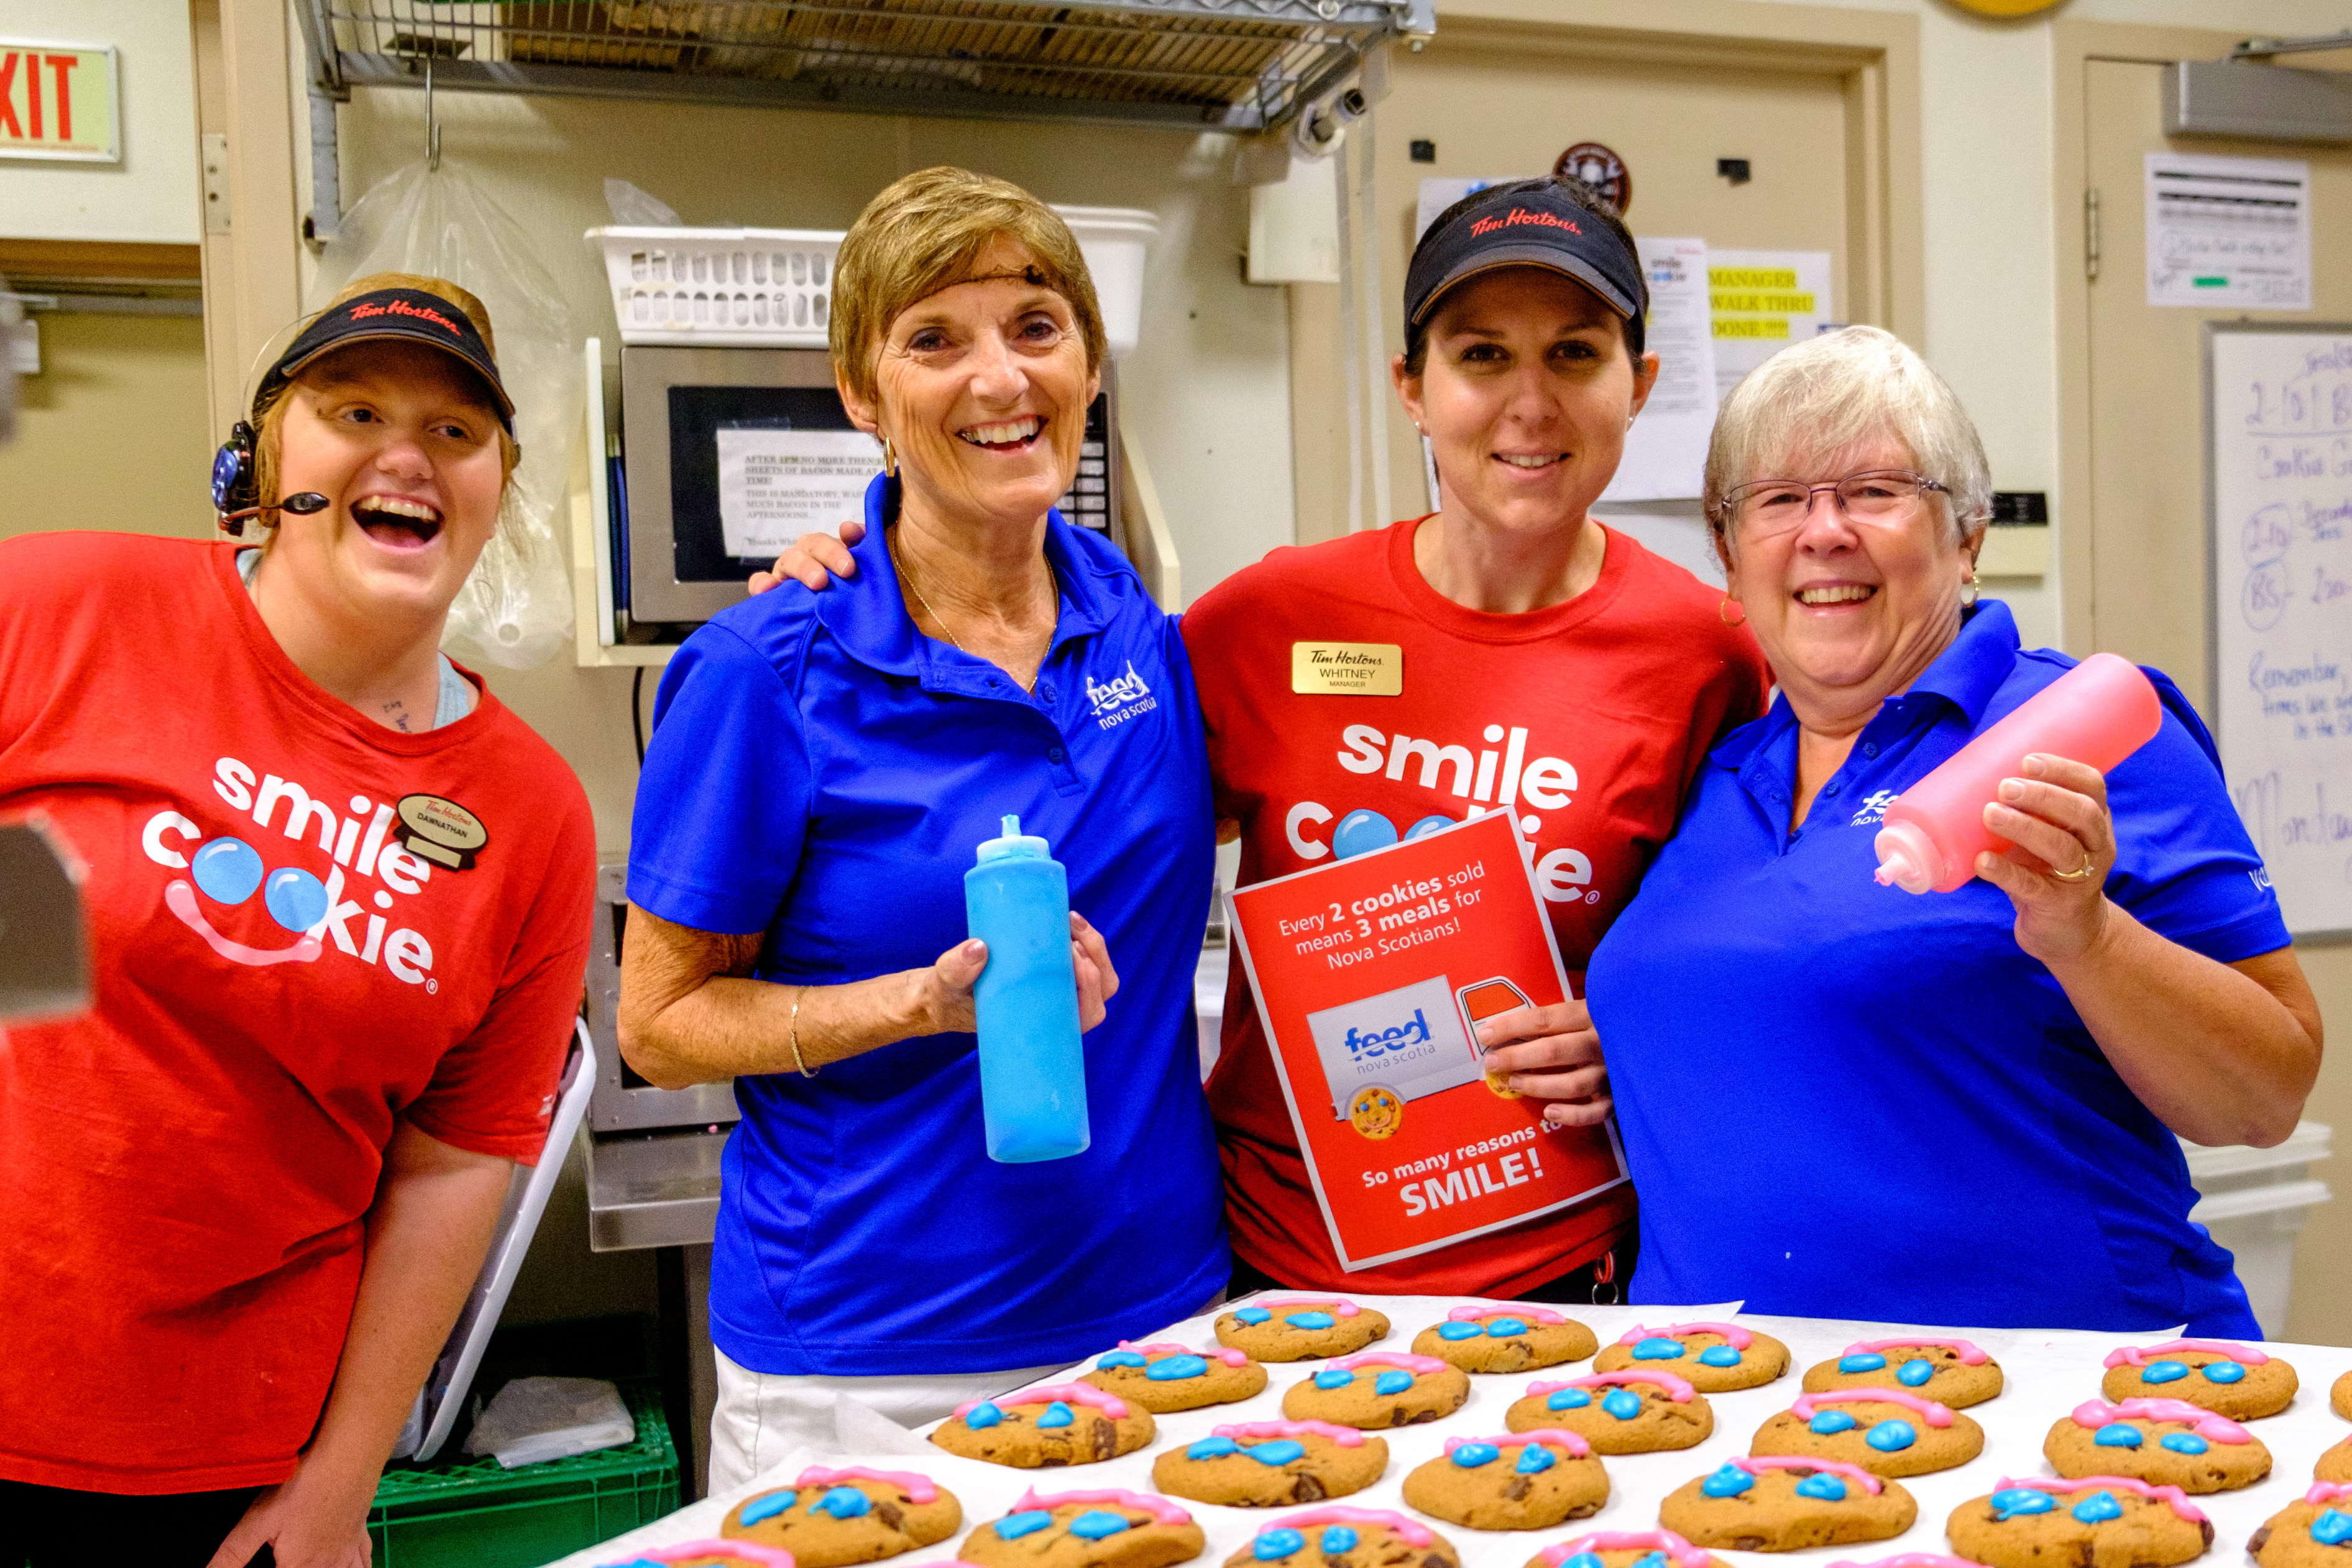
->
xmin=1069 ymin=1512 xmax=1132 ymax=1541
xmin=1439 ymin=1323 xmax=1483 ymax=1341
xmin=1517 ymin=1444 xmax=1557 ymax=1474
xmin=1187 ymin=1436 xmax=1240 ymax=1460
xmin=1839 ymin=1352 xmax=1888 ymax=1373
xmin=1235 ymin=1307 xmax=1272 ymax=1325
xmin=2203 ymin=1361 xmax=2247 ymax=1385
xmin=1698 ymin=1346 xmax=1742 ymax=1368
xmin=2313 ymin=1510 xmax=2352 ymax=1547
xmin=1147 ymin=1355 xmax=1210 ymax=1382
xmin=1285 ymin=1312 xmax=1337 ymax=1331
xmin=1603 ymin=1390 xmax=1645 ymax=1421
xmin=1319 ymin=1529 xmax=1359 ymax=1554
xmin=817 ymin=1488 xmax=870 ymax=1521
xmin=1809 ymin=1410 xmax=1859 ymax=1435
xmin=1701 ymin=1464 xmax=1754 ymax=1498
xmin=1633 ymin=1337 xmax=1686 ymax=1360
xmin=996 ymin=1511 xmax=1054 ymax=1540
xmin=2071 ymin=1491 xmax=2124 ymax=1525
xmin=1898 ymin=1359 xmax=1936 ymax=1388
xmin=2095 ymin=1424 xmax=2144 ymax=1449
xmin=1794 ymin=1473 xmax=1849 ymax=1502
xmin=1866 ymin=1420 xmax=1918 ymax=1452
xmin=2160 ymin=1433 xmax=2210 ymax=1456
xmin=1486 ymin=1318 xmax=1531 ymax=1337
xmin=965 ymin=1402 xmax=1004 ymax=1429
xmin=263 ymin=866 xmax=327 ymax=932
xmin=1373 ymin=1371 xmax=1413 ymax=1396
xmin=1548 ymin=1388 xmax=1594 ymax=1410
xmin=1451 ymin=1442 xmax=1501 ymax=1468
xmin=1991 ymin=1489 xmax=2057 ymax=1521
xmin=1333 ymin=809 xmax=1399 ymax=860
xmin=1314 ymin=1370 xmax=1354 ymax=1390
xmin=1255 ymin=1529 xmax=1306 ymax=1562
xmin=1036 ymin=1401 xmax=1075 ymax=1429
xmin=740 ymin=1492 xmax=796 ymax=1526
xmin=1245 ymin=1441 xmax=1307 ymax=1466
xmin=1098 ymin=1350 xmax=1147 ymax=1369
xmin=1562 ymin=1556 xmax=1606 ymax=1568
xmin=2142 ymin=1360 xmax=2190 ymax=1384
xmin=191 ymin=837 xmax=265 ymax=904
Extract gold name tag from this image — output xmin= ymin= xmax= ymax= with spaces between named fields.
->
xmin=1292 ymin=641 xmax=1403 ymax=696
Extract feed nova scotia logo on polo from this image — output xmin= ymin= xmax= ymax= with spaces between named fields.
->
xmin=1086 ymin=659 xmax=1156 ymax=728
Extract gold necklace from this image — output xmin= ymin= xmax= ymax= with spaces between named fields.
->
xmin=889 ymin=530 xmax=967 ymax=654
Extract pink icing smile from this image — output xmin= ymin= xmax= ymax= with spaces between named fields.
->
xmin=1215 ymin=1420 xmax=1366 ymax=1447
xmin=627 ymin=1543 xmax=796 ymax=1568
xmin=1256 ymin=1297 xmax=1362 ymax=1318
xmin=2101 ymin=1339 xmax=2269 ymax=1369
xmin=1791 ymin=1389 xmax=1955 ymax=1427
xmin=1733 ymin=1457 xmax=1884 ymax=1495
xmin=1269 ymin=1508 xmax=1432 ymax=1547
xmin=1448 ymin=1303 xmax=1573 ymax=1325
xmin=1845 ymin=1339 xmax=1990 ymax=1367
xmin=2069 ymin=1400 xmax=2250 ymax=1444
xmin=794 ymin=1467 xmax=940 ymax=1503
xmin=1013 ymin=1489 xmax=1192 ymax=1526
xmin=1542 ymin=1531 xmax=1709 ymax=1568
xmin=1326 ymin=1350 xmax=1448 ymax=1374
xmin=952 ymin=1383 xmax=1129 ymax=1421
xmin=1119 ymin=1339 xmax=1252 ymax=1368
xmin=1449 ymin=1429 xmax=1593 ymax=1458
xmin=2305 ymin=1483 xmax=2352 ymax=1506
xmin=1617 ymin=1321 xmax=1753 ymax=1350
xmin=1532 ymin=1371 xmax=1697 ymax=1403
xmin=1993 ymin=1476 xmax=2206 ymax=1523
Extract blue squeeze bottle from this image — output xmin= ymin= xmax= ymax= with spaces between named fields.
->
xmin=964 ymin=815 xmax=1090 ymax=1163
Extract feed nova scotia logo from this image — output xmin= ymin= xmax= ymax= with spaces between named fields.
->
xmin=1086 ymin=659 xmax=1156 ymax=728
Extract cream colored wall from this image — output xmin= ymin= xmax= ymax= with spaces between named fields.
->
xmin=0 ymin=311 xmax=213 ymax=541
xmin=0 ymin=0 xmax=203 ymax=242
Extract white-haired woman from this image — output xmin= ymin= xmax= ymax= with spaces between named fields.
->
xmin=1586 ymin=326 xmax=2322 ymax=1334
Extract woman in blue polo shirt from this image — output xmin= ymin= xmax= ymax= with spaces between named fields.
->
xmin=619 ymin=168 xmax=1223 ymax=1487
xmin=1587 ymin=327 xmax=2323 ymax=1334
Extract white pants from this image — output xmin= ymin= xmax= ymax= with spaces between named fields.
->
xmin=709 ymin=1344 xmax=1068 ymax=1492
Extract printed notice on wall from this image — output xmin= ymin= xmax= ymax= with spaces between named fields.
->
xmin=715 ymin=428 xmax=883 ymax=559
xmin=1603 ymin=237 xmax=1717 ymax=502
xmin=2148 ymin=153 xmax=2311 ymax=311
xmin=1708 ymin=249 xmax=1833 ymax=401
xmin=1226 ymin=809 xmax=1627 ymax=1270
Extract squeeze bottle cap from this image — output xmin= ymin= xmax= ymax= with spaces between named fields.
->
xmin=1873 ymin=820 xmax=1940 ymax=895
xmin=976 ymin=813 xmax=1051 ymax=864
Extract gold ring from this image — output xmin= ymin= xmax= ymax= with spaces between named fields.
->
xmin=2049 ymin=855 xmax=2099 ymax=884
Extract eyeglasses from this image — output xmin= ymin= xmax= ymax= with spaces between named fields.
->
xmin=1716 ymin=470 xmax=1950 ymax=538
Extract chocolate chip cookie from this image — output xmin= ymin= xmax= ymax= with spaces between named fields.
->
xmin=1215 ymin=1298 xmax=1390 ymax=1362
xmin=2100 ymin=1341 xmax=2297 ymax=1421
xmin=1947 ymin=1477 xmax=2212 ymax=1568
xmin=1223 ymin=1508 xmax=1459 ymax=1568
xmin=1080 ymin=1342 xmax=1267 ymax=1414
xmin=1280 ymin=1352 xmax=1469 ymax=1428
xmin=962 ymin=1490 xmax=1204 ymax=1568
xmin=2318 ymin=1439 xmax=2352 ymax=1484
xmin=2042 ymin=1399 xmax=2271 ymax=1493
xmin=1660 ymin=1458 xmax=1915 ymax=1551
xmin=1522 ymin=1529 xmax=1730 ymax=1568
xmin=722 ymin=1466 xmax=962 ymax=1567
xmin=1592 ymin=1322 xmax=1788 ymax=1393
xmin=1151 ymin=1421 xmax=1388 ymax=1508
xmin=2249 ymin=1483 xmax=2352 ymax=1568
xmin=930 ymin=1384 xmax=1155 ymax=1468
xmin=1801 ymin=1338 xmax=2004 ymax=1410
xmin=1400 ymin=1431 xmax=1609 ymax=1531
xmin=1504 ymin=1371 xmax=1714 ymax=1454
xmin=2335 ymin=1371 xmax=2352 ymax=1421
xmin=1750 ymin=1389 xmax=1985 ymax=1479
xmin=1412 ymin=1306 xmax=1598 ymax=1373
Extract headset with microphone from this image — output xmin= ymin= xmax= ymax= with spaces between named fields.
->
xmin=210 ymin=420 xmax=329 ymax=535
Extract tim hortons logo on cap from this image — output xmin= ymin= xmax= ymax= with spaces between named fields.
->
xmin=1468 ymin=208 xmax=1584 ymax=239
xmin=347 ymin=298 xmax=463 ymax=337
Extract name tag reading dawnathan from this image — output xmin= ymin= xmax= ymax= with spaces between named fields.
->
xmin=1292 ymin=641 xmax=1402 ymax=696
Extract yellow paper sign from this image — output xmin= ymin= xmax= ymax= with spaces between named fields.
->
xmin=1292 ymin=641 xmax=1403 ymax=696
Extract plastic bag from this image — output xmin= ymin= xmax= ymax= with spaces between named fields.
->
xmin=464 ymin=1375 xmax=634 ymax=1469
xmin=313 ymin=161 xmax=581 ymax=668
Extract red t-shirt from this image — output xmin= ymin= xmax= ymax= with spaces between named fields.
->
xmin=0 ymin=534 xmax=597 ymax=1493
xmin=1182 ymin=517 xmax=1769 ymax=1296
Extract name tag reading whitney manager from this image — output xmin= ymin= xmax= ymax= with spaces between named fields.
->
xmin=1293 ymin=641 xmax=1403 ymax=696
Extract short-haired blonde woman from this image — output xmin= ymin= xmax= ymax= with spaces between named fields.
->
xmin=0 ymin=273 xmax=594 ymax=1566
xmin=1586 ymin=326 xmax=2322 ymax=1333
xmin=619 ymin=167 xmax=1225 ymax=1487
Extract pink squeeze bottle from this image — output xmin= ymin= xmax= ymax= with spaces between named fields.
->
xmin=1872 ymin=652 xmax=2164 ymax=894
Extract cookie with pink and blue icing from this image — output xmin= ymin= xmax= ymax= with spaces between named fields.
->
xmin=1412 ymin=1304 xmax=1597 ymax=1372
xmin=601 ymin=1543 xmax=801 ymax=1568
xmin=1081 ymin=1341 xmax=1267 ymax=1413
xmin=1591 ymin=1321 xmax=1788 ymax=1393
xmin=723 ymin=1466 xmax=962 ymax=1567
xmin=1750 ymin=1388 xmax=1985 ymax=1479
xmin=1280 ymin=1350 xmax=1468 ymax=1428
xmin=1660 ymin=1457 xmax=1916 ymax=1551
xmin=1946 ymin=1475 xmax=2211 ymax=1568
xmin=1803 ymin=1339 xmax=2004 ymax=1409
xmin=1152 ymin=1419 xmax=1389 ymax=1507
xmin=1522 ymin=1528 xmax=1732 ymax=1568
xmin=1215 ymin=1297 xmax=1389 ymax=1362
xmin=2100 ymin=1339 xmax=2295 ymax=1421
xmin=2319 ymin=1438 xmax=2352 ymax=1484
xmin=930 ymin=1383 xmax=1155 ymax=1468
xmin=2042 ymin=1399 xmax=2270 ymax=1493
xmin=2250 ymin=1481 xmax=2352 ymax=1568
xmin=1504 ymin=1370 xmax=1714 ymax=1453
xmin=961 ymin=1489 xmax=1204 ymax=1568
xmin=1400 ymin=1429 xmax=1609 ymax=1530
xmin=1220 ymin=1507 xmax=1459 ymax=1568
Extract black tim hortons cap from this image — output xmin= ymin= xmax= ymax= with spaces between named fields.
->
xmin=1405 ymin=178 xmax=1646 ymax=337
xmin=256 ymin=287 xmax=514 ymax=433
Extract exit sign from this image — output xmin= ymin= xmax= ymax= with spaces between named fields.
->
xmin=0 ymin=40 xmax=119 ymax=163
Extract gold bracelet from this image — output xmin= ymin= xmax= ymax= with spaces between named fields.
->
xmin=787 ymin=985 xmax=816 ymax=1078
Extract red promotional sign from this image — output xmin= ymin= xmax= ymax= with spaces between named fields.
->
xmin=1226 ymin=809 xmax=1627 ymax=1271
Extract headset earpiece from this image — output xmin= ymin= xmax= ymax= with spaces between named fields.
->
xmin=211 ymin=420 xmax=259 ymax=536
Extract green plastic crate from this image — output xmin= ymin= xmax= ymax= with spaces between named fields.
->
xmin=369 ymin=1379 xmax=679 ymax=1568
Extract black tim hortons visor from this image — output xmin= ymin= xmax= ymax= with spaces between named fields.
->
xmin=256 ymin=287 xmax=514 ymax=433
xmin=1405 ymin=180 xmax=1645 ymax=334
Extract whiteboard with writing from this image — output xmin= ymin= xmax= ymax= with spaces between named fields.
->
xmin=2208 ymin=323 xmax=2352 ymax=937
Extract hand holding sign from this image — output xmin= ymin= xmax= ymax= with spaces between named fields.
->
xmin=1477 ymin=998 xmax=1610 ymax=1126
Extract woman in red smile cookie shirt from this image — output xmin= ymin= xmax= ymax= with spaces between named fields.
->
xmin=0 ymin=274 xmax=594 ymax=1568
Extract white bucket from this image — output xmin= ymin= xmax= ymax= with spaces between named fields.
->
xmin=1054 ymin=204 xmax=1158 ymax=362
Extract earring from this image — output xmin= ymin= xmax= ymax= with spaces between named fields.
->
xmin=881 ymin=436 xmax=898 ymax=479
xmin=1962 ymin=564 xmax=1980 ymax=607
xmin=1718 ymin=595 xmax=1747 ymax=626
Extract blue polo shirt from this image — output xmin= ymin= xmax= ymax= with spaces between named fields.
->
xmin=628 ymin=475 xmax=1224 ymax=1376
xmin=1587 ymin=602 xmax=2286 ymax=1335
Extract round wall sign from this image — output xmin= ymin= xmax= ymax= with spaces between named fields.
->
xmin=1944 ymin=0 xmax=2067 ymax=16
xmin=1554 ymin=142 xmax=1632 ymax=214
